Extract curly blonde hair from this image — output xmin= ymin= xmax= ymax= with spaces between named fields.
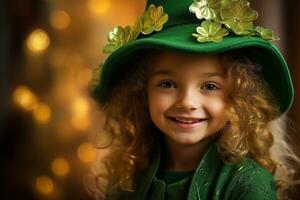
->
xmin=218 ymin=51 xmax=300 ymax=198
xmin=86 ymin=49 xmax=299 ymax=199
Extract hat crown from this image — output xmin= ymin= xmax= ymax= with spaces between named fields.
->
xmin=146 ymin=0 xmax=196 ymax=27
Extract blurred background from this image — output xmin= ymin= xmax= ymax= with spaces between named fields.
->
xmin=0 ymin=0 xmax=299 ymax=199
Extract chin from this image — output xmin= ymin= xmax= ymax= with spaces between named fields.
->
xmin=173 ymin=136 xmax=205 ymax=146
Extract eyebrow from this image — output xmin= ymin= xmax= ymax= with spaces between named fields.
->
xmin=203 ymin=72 xmax=225 ymax=78
xmin=151 ymin=69 xmax=225 ymax=78
xmin=151 ymin=69 xmax=174 ymax=76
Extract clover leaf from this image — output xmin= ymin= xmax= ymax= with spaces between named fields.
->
xmin=129 ymin=17 xmax=143 ymax=41
xmin=220 ymin=1 xmax=258 ymax=35
xmin=221 ymin=0 xmax=250 ymax=7
xmin=141 ymin=4 xmax=168 ymax=35
xmin=103 ymin=26 xmax=131 ymax=55
xmin=189 ymin=0 xmax=221 ymax=20
xmin=193 ymin=20 xmax=229 ymax=42
xmin=220 ymin=0 xmax=232 ymax=7
xmin=254 ymin=26 xmax=279 ymax=41
xmin=103 ymin=4 xmax=168 ymax=55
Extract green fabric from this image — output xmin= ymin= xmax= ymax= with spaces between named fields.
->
xmin=146 ymin=172 xmax=193 ymax=200
xmin=92 ymin=0 xmax=294 ymax=115
xmin=157 ymin=169 xmax=194 ymax=184
xmin=106 ymin=141 xmax=277 ymax=200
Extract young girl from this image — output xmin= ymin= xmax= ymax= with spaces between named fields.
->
xmin=87 ymin=0 xmax=299 ymax=199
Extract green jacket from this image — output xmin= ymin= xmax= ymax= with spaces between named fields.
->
xmin=107 ymin=142 xmax=276 ymax=200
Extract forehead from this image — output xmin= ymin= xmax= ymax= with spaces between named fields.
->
xmin=149 ymin=50 xmax=223 ymax=76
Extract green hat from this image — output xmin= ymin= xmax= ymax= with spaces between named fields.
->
xmin=91 ymin=0 xmax=294 ymax=114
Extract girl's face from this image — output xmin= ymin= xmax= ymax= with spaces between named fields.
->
xmin=147 ymin=51 xmax=228 ymax=146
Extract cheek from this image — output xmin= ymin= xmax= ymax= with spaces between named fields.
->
xmin=207 ymin=97 xmax=227 ymax=118
xmin=206 ymin=98 xmax=228 ymax=130
xmin=148 ymin=90 xmax=174 ymax=115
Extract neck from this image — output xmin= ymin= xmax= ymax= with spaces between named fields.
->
xmin=162 ymin=136 xmax=216 ymax=171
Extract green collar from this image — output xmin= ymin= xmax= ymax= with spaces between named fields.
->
xmin=132 ymin=140 xmax=222 ymax=200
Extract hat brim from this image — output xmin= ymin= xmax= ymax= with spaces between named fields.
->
xmin=95 ymin=24 xmax=294 ymax=114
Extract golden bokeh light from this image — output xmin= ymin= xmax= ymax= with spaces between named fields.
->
xmin=35 ymin=175 xmax=54 ymax=195
xmin=72 ymin=97 xmax=89 ymax=116
xmin=26 ymin=29 xmax=50 ymax=52
xmin=77 ymin=142 xmax=96 ymax=163
xmin=78 ymin=68 xmax=92 ymax=86
xmin=87 ymin=0 xmax=111 ymax=16
xmin=13 ymin=86 xmax=38 ymax=111
xmin=71 ymin=97 xmax=91 ymax=131
xmin=71 ymin=115 xmax=91 ymax=131
xmin=50 ymin=10 xmax=71 ymax=30
xmin=51 ymin=158 xmax=70 ymax=176
xmin=33 ymin=102 xmax=52 ymax=124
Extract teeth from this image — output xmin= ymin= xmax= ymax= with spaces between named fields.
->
xmin=174 ymin=117 xmax=200 ymax=123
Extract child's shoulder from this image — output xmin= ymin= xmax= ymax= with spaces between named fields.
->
xmin=232 ymin=157 xmax=274 ymax=180
xmin=222 ymin=157 xmax=276 ymax=199
xmin=188 ymin=142 xmax=277 ymax=199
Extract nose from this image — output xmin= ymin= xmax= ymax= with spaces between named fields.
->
xmin=175 ymin=88 xmax=200 ymax=111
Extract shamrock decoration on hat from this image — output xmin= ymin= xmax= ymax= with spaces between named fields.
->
xmin=103 ymin=4 xmax=168 ymax=55
xmin=103 ymin=0 xmax=279 ymax=55
xmin=189 ymin=0 xmax=279 ymax=42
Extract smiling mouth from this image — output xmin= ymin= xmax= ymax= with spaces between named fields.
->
xmin=168 ymin=117 xmax=207 ymax=124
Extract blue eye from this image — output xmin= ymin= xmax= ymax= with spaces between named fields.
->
xmin=157 ymin=80 xmax=177 ymax=88
xmin=201 ymin=83 xmax=219 ymax=91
